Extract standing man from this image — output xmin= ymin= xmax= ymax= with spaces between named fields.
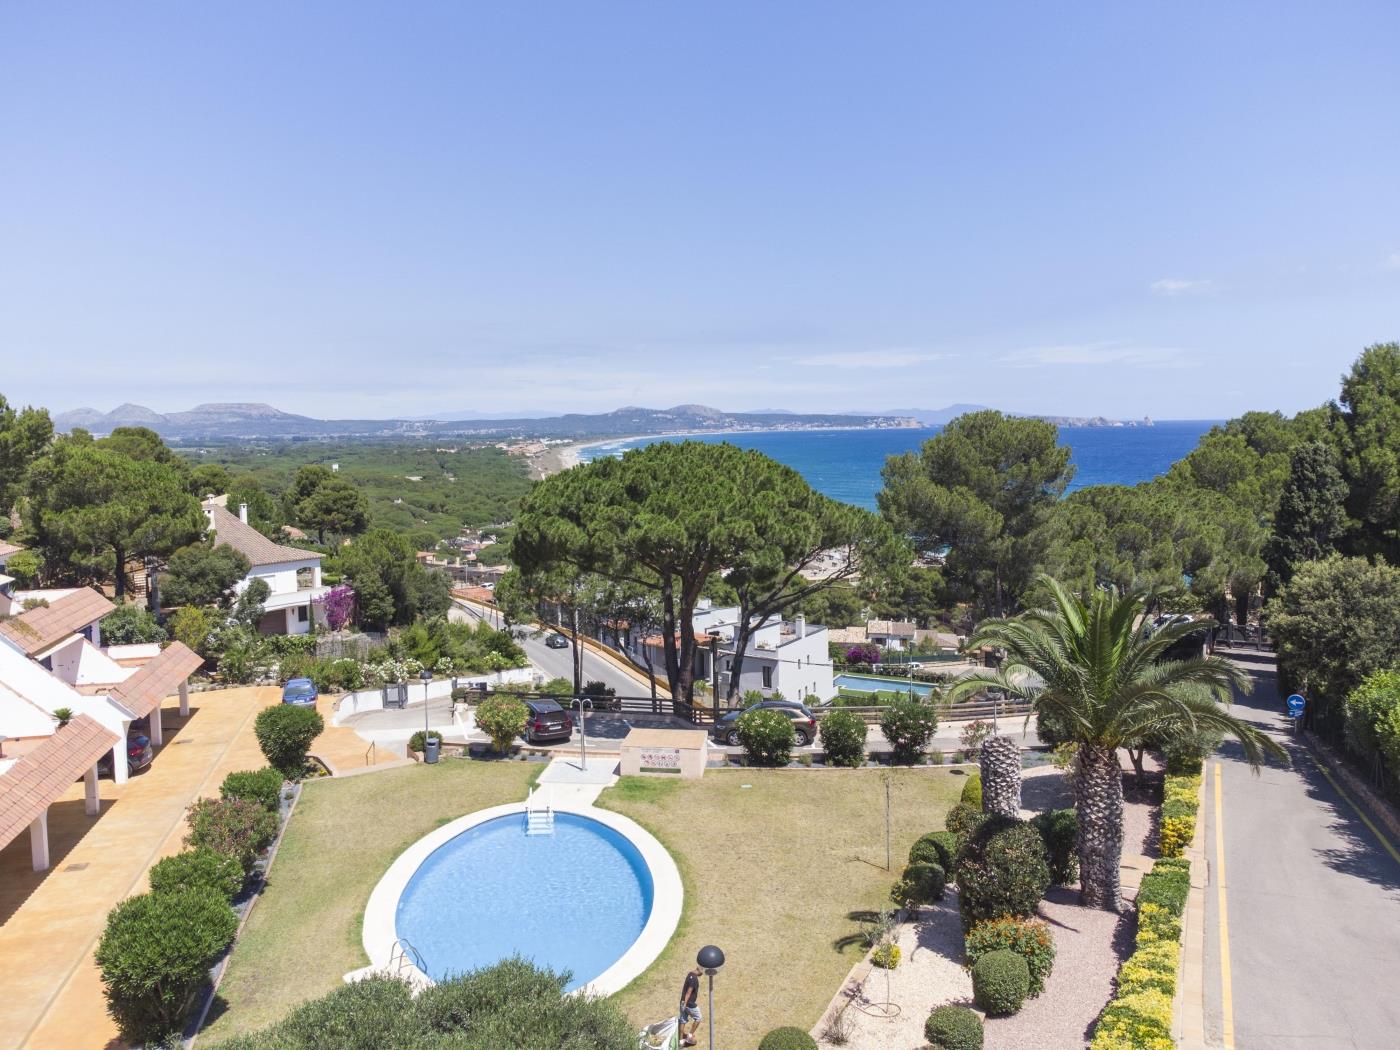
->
xmin=679 ymin=963 xmax=702 ymax=1047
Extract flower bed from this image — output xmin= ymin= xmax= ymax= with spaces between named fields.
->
xmin=1089 ymin=858 xmax=1191 ymax=1050
xmin=1159 ymin=774 xmax=1201 ymax=858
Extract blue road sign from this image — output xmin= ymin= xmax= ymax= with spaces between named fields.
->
xmin=1286 ymin=694 xmax=1306 ymax=718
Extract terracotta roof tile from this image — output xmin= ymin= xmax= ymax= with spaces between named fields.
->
xmin=0 ymin=589 xmax=116 ymax=657
xmin=108 ymin=642 xmax=203 ymax=718
xmin=0 ymin=715 xmax=119 ymax=851
xmin=203 ymin=502 xmax=321 ymax=569
xmin=0 ymin=539 xmax=24 ymax=559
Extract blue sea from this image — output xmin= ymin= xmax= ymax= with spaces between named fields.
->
xmin=579 ymin=421 xmax=1218 ymax=510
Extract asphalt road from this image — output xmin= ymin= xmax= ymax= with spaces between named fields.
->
xmin=1202 ymin=647 xmax=1400 ymax=1049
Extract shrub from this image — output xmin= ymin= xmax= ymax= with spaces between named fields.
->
xmin=870 ymin=942 xmax=901 ymax=969
xmin=94 ymin=888 xmax=237 ymax=1045
xmin=277 ymin=650 xmax=314 ymax=684
xmin=1137 ymin=858 xmax=1190 ymax=916
xmin=924 ymin=1004 xmax=984 ymax=1050
xmin=1159 ymin=774 xmax=1201 ymax=858
xmin=891 ymin=861 xmax=945 ymax=906
xmin=409 ymin=729 xmax=443 ymax=753
xmin=476 ymin=693 xmax=529 ymax=752
xmin=959 ymin=718 xmax=995 ymax=755
xmin=185 ymin=796 xmax=277 ymax=874
xmin=1161 ymin=726 xmax=1224 ymax=775
xmin=909 ymin=830 xmax=958 ymax=871
xmin=450 ymin=686 xmax=473 ymax=701
xmin=738 ymin=707 xmax=796 ymax=766
xmin=253 ymin=704 xmax=324 ymax=778
xmin=960 ymin=773 xmax=983 ymax=807
xmin=879 ymin=698 xmax=938 ymax=764
xmin=148 ymin=846 xmax=246 ymax=903
xmin=945 ymin=801 xmax=987 ymax=847
xmin=1030 ymin=808 xmax=1079 ymax=884
xmin=956 ymin=816 xmax=1051 ymax=929
xmin=169 ymin=605 xmax=215 ymax=655
xmin=1116 ymin=940 xmax=1178 ymax=997
xmin=220 ymin=768 xmax=284 ymax=813
xmin=758 ymin=1027 xmax=818 ymax=1050
xmin=100 ymin=602 xmax=168 ymax=644
xmin=964 ymin=917 xmax=1055 ymax=996
xmin=819 ymin=709 xmax=867 ymax=767
xmin=1091 ymin=988 xmax=1174 ymax=1050
xmin=970 ymin=949 xmax=1029 ymax=1016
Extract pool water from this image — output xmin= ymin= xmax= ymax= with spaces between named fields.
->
xmin=834 ymin=673 xmax=937 ymax=697
xmin=394 ymin=812 xmax=653 ymax=991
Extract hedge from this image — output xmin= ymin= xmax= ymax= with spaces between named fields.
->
xmin=220 ymin=768 xmax=284 ymax=813
xmin=1030 ymin=807 xmax=1079 ymax=884
xmin=1159 ymin=774 xmax=1202 ymax=857
xmin=1091 ymin=858 xmax=1191 ymax=1049
xmin=960 ymin=773 xmax=983 ymax=807
xmin=925 ymin=1004 xmax=983 ymax=1050
xmin=910 ymin=830 xmax=959 ymax=872
xmin=185 ymin=796 xmax=278 ymax=875
xmin=147 ymin=847 xmax=245 ymax=903
xmin=891 ymin=861 xmax=946 ymax=907
xmin=757 ymin=1027 xmax=818 ymax=1050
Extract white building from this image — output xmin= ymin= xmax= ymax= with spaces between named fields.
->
xmin=867 ymin=619 xmax=917 ymax=651
xmin=619 ymin=600 xmax=834 ymax=704
xmin=201 ymin=499 xmax=329 ymax=635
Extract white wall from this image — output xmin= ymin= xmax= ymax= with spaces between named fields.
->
xmin=332 ymin=667 xmax=537 ymax=724
xmin=237 ymin=557 xmax=322 ymax=598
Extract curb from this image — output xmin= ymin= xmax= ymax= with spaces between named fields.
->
xmin=1173 ymin=772 xmax=1209 ymax=1049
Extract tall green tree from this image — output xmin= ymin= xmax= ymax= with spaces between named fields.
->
xmin=879 ymin=411 xmax=1072 ymax=618
xmin=25 ymin=436 xmax=204 ymax=597
xmin=512 ymin=442 xmax=829 ymax=700
xmin=98 ymin=426 xmax=185 ymax=467
xmin=334 ymin=528 xmax=450 ymax=630
xmin=1263 ymin=441 xmax=1350 ymax=587
xmin=296 ymin=478 xmax=368 ymax=542
xmin=947 ymin=576 xmax=1279 ymax=911
xmin=1335 ymin=342 xmax=1400 ymax=562
xmin=160 ymin=543 xmax=252 ymax=608
xmin=0 ymin=394 xmax=53 ymax=521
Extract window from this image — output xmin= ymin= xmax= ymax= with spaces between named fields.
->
xmin=762 ymin=666 xmax=773 ymax=689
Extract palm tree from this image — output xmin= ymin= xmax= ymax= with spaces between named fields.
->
xmin=947 ymin=575 xmax=1282 ymax=912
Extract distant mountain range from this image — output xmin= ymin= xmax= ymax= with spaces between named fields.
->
xmin=52 ymin=402 xmax=919 ymax=443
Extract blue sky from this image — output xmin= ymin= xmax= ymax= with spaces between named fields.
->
xmin=2 ymin=3 xmax=1397 ymax=420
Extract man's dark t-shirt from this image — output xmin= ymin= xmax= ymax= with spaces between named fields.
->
xmin=681 ymin=972 xmax=699 ymax=1007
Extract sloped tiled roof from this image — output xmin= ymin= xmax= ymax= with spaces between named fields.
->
xmin=867 ymin=619 xmax=916 ymax=637
xmin=0 ymin=589 xmax=116 ymax=657
xmin=0 ymin=714 xmax=119 ymax=852
xmin=203 ymin=502 xmax=321 ymax=568
xmin=0 ymin=539 xmax=24 ymax=559
xmin=107 ymin=642 xmax=203 ymax=718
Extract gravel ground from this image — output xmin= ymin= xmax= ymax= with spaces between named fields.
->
xmin=824 ymin=896 xmax=973 ymax=1050
xmin=984 ymin=762 xmax=1159 ymax=1050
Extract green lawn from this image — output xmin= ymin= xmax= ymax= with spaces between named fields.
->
xmin=597 ymin=767 xmax=964 ymax=1048
xmin=201 ymin=760 xmax=538 ymax=1042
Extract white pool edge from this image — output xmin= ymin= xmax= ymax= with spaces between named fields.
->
xmin=361 ymin=800 xmax=683 ymax=999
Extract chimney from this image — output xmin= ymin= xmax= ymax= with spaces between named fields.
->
xmin=239 ymin=503 xmax=249 ymax=524
xmin=795 ymin=614 xmax=806 ymax=639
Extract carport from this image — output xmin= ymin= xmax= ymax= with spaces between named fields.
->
xmin=105 ymin=642 xmax=203 ymax=747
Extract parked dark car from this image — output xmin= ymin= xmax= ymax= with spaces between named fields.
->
xmin=545 ymin=634 xmax=570 ymax=649
xmin=97 ymin=732 xmax=154 ymax=779
xmin=712 ymin=701 xmax=819 ymax=748
xmin=522 ymin=699 xmax=574 ymax=744
xmin=281 ymin=678 xmax=318 ymax=706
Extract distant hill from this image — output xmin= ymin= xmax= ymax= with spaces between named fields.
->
xmin=842 ymin=404 xmax=992 ymax=426
xmin=52 ymin=402 xmax=918 ymax=443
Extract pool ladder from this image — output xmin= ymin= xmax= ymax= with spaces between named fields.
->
xmin=525 ymin=787 xmax=554 ymax=836
xmin=388 ymin=938 xmax=429 ymax=989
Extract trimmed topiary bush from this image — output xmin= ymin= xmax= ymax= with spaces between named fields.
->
xmin=738 ymin=707 xmax=797 ymax=766
xmin=879 ymin=698 xmax=939 ymax=764
xmin=955 ymin=816 xmax=1051 ymax=930
xmin=94 ymin=887 xmax=237 ymax=1045
xmin=757 ymin=1027 xmax=818 ymax=1050
xmin=185 ymin=796 xmax=277 ymax=874
xmin=409 ymin=729 xmax=443 ymax=753
xmin=253 ymin=704 xmax=324 ymax=778
xmin=891 ymin=861 xmax=946 ymax=907
xmin=945 ymin=801 xmax=988 ymax=849
xmin=924 ymin=1004 xmax=984 ymax=1050
xmin=220 ymin=767 xmax=284 ymax=813
xmin=960 ymin=773 xmax=983 ymax=807
xmin=148 ymin=846 xmax=245 ymax=903
xmin=1030 ymin=807 xmax=1079 ymax=884
xmin=819 ymin=708 xmax=867 ymax=767
xmin=970 ymin=949 xmax=1030 ymax=1016
xmin=964 ymin=917 xmax=1055 ymax=996
xmin=909 ymin=830 xmax=958 ymax=872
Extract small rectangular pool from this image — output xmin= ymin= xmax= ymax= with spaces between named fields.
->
xmin=833 ymin=673 xmax=937 ymax=698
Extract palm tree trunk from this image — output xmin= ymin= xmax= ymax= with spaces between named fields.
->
xmin=1075 ymin=743 xmax=1125 ymax=912
xmin=979 ymin=734 xmax=1022 ymax=818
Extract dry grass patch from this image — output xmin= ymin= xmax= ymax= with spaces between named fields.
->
xmin=201 ymin=759 xmax=537 ymax=1041
xmin=598 ymin=766 xmax=964 ymax=1049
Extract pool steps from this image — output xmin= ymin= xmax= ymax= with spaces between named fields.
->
xmin=525 ymin=787 xmax=555 ymax=835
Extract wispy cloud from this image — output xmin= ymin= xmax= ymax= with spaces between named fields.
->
xmin=792 ymin=348 xmax=953 ymax=369
xmin=1001 ymin=342 xmax=1189 ymax=369
xmin=1384 ymin=253 xmax=1400 ymax=270
xmin=1150 ymin=277 xmax=1213 ymax=296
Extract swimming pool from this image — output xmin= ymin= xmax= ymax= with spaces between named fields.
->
xmin=834 ymin=672 xmax=937 ymax=697
xmin=367 ymin=805 xmax=680 ymax=995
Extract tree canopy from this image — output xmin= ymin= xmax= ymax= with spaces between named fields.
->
xmin=1263 ymin=440 xmax=1349 ymax=586
xmin=1335 ymin=342 xmax=1400 ymax=562
xmin=160 ymin=542 xmax=252 ymax=608
xmin=0 ymin=394 xmax=53 ymax=523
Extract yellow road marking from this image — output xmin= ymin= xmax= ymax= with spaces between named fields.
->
xmin=1215 ymin=761 xmax=1235 ymax=1050
xmin=1306 ymin=749 xmax=1400 ymax=867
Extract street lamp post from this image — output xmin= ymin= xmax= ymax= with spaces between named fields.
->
xmin=696 ymin=945 xmax=724 ymax=1050
xmin=420 ymin=668 xmax=433 ymax=743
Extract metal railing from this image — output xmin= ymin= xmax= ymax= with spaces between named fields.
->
xmin=388 ymin=938 xmax=426 ymax=978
